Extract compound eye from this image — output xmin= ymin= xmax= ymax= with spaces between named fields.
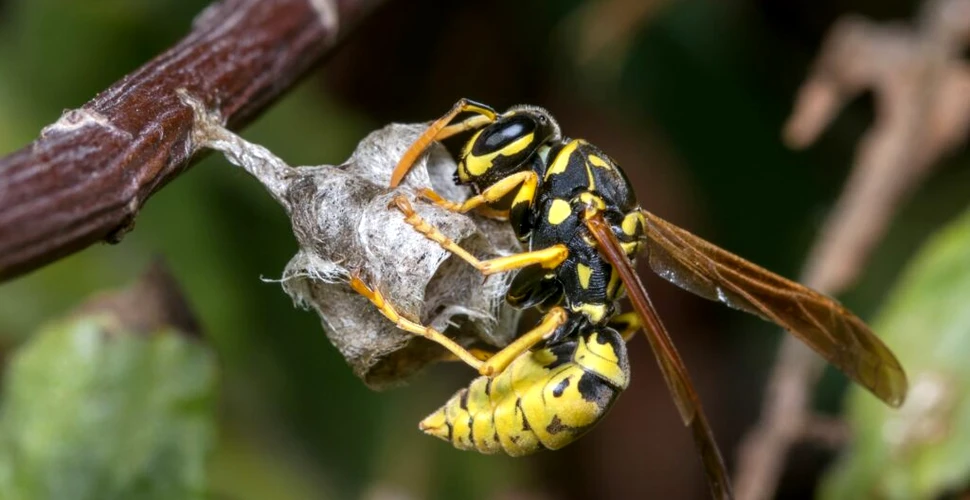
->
xmin=479 ymin=115 xmax=538 ymax=153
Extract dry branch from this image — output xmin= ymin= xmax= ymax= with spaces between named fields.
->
xmin=0 ymin=0 xmax=386 ymax=282
xmin=735 ymin=1 xmax=970 ymax=499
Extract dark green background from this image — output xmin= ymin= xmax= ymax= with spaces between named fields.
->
xmin=1 ymin=0 xmax=967 ymax=498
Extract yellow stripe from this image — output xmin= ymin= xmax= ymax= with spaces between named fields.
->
xmin=574 ymin=332 xmax=628 ymax=389
xmin=587 ymin=154 xmax=612 ymax=169
xmin=544 ymin=139 xmax=581 ymax=180
xmin=607 ymin=268 xmax=621 ymax=298
xmin=464 ymin=132 xmax=535 ymax=177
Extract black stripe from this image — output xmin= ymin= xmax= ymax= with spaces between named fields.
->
xmin=515 ymin=398 xmax=532 ymax=432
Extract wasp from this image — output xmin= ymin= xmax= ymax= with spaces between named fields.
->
xmin=348 ymin=99 xmax=908 ymax=499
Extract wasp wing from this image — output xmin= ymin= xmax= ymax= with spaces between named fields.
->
xmin=640 ymin=210 xmax=907 ymax=407
xmin=586 ymin=214 xmax=734 ymax=500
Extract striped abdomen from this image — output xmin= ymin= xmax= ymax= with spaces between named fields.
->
xmin=419 ymin=328 xmax=630 ymax=456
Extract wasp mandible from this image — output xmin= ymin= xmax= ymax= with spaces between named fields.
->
xmin=349 ymin=99 xmax=908 ymax=499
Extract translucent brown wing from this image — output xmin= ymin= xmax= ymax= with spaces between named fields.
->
xmin=586 ymin=214 xmax=734 ymax=500
xmin=640 ymin=209 xmax=908 ymax=407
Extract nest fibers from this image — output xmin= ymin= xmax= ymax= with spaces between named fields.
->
xmin=182 ymin=93 xmax=522 ymax=388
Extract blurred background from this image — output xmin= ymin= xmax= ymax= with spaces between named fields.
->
xmin=0 ymin=0 xmax=968 ymax=498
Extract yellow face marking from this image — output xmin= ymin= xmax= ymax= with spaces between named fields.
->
xmin=457 ymin=129 xmax=485 ymax=182
xmin=463 ymin=132 xmax=535 ymax=178
xmin=544 ymin=139 xmax=581 ymax=179
xmin=584 ymin=163 xmax=596 ymax=190
xmin=621 ymin=212 xmax=646 ymax=237
xmin=571 ymin=303 xmax=608 ymax=323
xmin=546 ymin=199 xmax=572 ymax=225
xmin=577 ymin=263 xmax=592 ymax=289
xmin=587 ymin=154 xmax=612 ymax=169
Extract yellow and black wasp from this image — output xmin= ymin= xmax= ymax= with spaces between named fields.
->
xmin=349 ymin=99 xmax=909 ymax=499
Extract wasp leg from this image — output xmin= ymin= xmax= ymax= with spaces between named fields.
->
xmin=476 ymin=246 xmax=568 ymax=275
xmin=417 ymin=189 xmax=510 ymax=221
xmin=417 ymin=170 xmax=538 ymax=215
xmin=420 ymin=189 xmax=514 ymax=220
xmin=440 ymin=347 xmax=495 ymax=363
xmin=391 ymin=195 xmax=564 ymax=275
xmin=478 ymin=308 xmax=568 ymax=376
xmin=609 ymin=312 xmax=642 ymax=342
xmin=473 ymin=206 xmax=510 ymax=221
xmin=390 ymin=98 xmax=498 ymax=187
xmin=349 ymin=274 xmax=485 ymax=371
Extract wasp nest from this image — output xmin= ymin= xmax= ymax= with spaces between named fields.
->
xmin=182 ymin=93 xmax=521 ymax=388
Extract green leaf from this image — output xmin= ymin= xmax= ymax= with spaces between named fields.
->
xmin=821 ymin=208 xmax=970 ymax=499
xmin=0 ymin=315 xmax=217 ymax=500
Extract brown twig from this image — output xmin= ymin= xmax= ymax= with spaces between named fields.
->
xmin=735 ymin=1 xmax=970 ymax=499
xmin=0 ymin=0 xmax=387 ymax=282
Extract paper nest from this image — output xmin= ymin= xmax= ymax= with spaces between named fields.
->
xmin=185 ymin=101 xmax=522 ymax=389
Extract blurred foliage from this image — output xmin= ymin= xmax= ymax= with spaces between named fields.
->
xmin=821 ymin=208 xmax=970 ymax=500
xmin=0 ymin=313 xmax=216 ymax=500
xmin=1 ymin=0 xmax=968 ymax=499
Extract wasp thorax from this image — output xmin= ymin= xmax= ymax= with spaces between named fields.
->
xmin=457 ymin=112 xmax=558 ymax=186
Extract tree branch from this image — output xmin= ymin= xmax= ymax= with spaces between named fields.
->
xmin=0 ymin=0 xmax=386 ymax=282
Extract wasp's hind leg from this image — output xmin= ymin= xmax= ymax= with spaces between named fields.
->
xmin=349 ymin=274 xmax=486 ymax=371
xmin=351 ymin=273 xmax=565 ymax=378
xmin=390 ymin=98 xmax=498 ymax=187
xmin=390 ymin=195 xmax=564 ymax=276
xmin=477 ymin=308 xmax=568 ymax=376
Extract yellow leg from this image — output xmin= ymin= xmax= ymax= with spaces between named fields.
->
xmin=609 ymin=312 xmax=642 ymax=342
xmin=472 ymin=206 xmax=510 ymax=221
xmin=418 ymin=189 xmax=509 ymax=221
xmin=417 ymin=170 xmax=538 ymax=214
xmin=390 ymin=99 xmax=498 ymax=187
xmin=390 ymin=195 xmax=567 ymax=275
xmin=352 ymin=273 xmax=566 ymax=379
xmin=441 ymin=347 xmax=495 ymax=363
xmin=478 ymin=308 xmax=568 ymax=376
xmin=476 ymin=246 xmax=568 ymax=275
xmin=349 ymin=274 xmax=485 ymax=371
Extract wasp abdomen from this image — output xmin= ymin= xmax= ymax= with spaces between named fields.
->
xmin=420 ymin=328 xmax=630 ymax=456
